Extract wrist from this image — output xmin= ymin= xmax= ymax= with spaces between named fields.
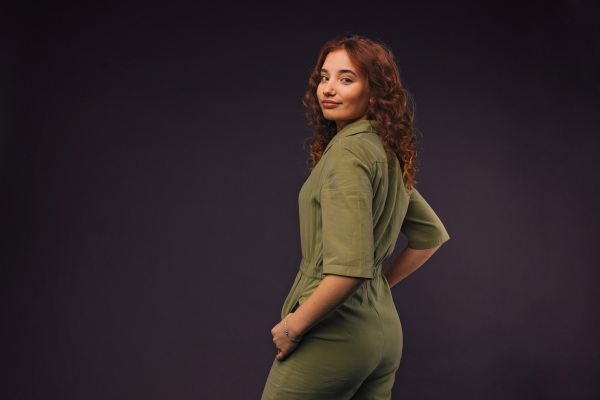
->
xmin=285 ymin=313 xmax=304 ymax=341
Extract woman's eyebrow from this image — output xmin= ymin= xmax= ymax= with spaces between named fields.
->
xmin=320 ymin=68 xmax=358 ymax=77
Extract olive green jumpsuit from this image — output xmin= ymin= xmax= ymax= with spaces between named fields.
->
xmin=262 ymin=119 xmax=450 ymax=400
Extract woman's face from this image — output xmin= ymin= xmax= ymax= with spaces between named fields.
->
xmin=317 ymin=49 xmax=372 ymax=132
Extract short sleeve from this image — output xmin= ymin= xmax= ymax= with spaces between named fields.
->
xmin=320 ymin=148 xmax=375 ymax=279
xmin=401 ymin=188 xmax=450 ymax=249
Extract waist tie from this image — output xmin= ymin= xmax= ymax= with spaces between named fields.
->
xmin=299 ymin=258 xmax=383 ymax=279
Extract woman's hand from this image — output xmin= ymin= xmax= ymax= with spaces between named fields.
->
xmin=270 ymin=275 xmax=364 ymax=361
xmin=271 ymin=313 xmax=302 ymax=361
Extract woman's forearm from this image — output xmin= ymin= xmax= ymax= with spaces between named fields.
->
xmin=276 ymin=244 xmax=442 ymax=355
xmin=285 ymin=274 xmax=365 ymax=339
xmin=383 ymin=244 xmax=442 ymax=288
xmin=287 ymin=244 xmax=443 ymax=338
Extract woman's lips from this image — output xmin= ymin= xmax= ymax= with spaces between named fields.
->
xmin=322 ymin=101 xmax=341 ymax=109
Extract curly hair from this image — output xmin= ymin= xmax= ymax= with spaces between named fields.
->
xmin=302 ymin=34 xmax=419 ymax=190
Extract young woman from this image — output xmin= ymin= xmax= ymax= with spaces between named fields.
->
xmin=261 ymin=34 xmax=450 ymax=400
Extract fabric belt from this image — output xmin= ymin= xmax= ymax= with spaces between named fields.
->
xmin=299 ymin=258 xmax=383 ymax=279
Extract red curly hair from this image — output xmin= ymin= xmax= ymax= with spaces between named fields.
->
xmin=302 ymin=34 xmax=419 ymax=190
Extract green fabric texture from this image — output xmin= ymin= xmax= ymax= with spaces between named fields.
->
xmin=262 ymin=272 xmax=402 ymax=400
xmin=263 ymin=119 xmax=450 ymax=400
xmin=281 ymin=119 xmax=450 ymax=320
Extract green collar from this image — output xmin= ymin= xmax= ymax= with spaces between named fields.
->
xmin=323 ymin=119 xmax=377 ymax=155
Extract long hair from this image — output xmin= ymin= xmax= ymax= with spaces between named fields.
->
xmin=302 ymin=34 xmax=419 ymax=190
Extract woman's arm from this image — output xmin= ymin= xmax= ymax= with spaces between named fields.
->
xmin=272 ymin=274 xmax=364 ymax=361
xmin=272 ymin=244 xmax=443 ymax=359
xmin=382 ymin=244 xmax=442 ymax=288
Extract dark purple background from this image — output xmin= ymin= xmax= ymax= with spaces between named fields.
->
xmin=2 ymin=1 xmax=599 ymax=399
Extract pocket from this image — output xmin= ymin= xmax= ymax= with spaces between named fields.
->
xmin=281 ymin=297 xmax=299 ymax=319
xmin=291 ymin=299 xmax=301 ymax=313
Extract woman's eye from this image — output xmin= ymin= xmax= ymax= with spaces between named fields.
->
xmin=341 ymin=77 xmax=353 ymax=84
xmin=320 ymin=76 xmax=329 ymax=82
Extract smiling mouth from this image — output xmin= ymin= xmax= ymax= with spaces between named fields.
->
xmin=322 ymin=101 xmax=341 ymax=108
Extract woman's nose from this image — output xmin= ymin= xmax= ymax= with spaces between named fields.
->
xmin=322 ymin=80 xmax=335 ymax=95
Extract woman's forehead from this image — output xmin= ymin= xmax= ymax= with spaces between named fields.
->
xmin=322 ymin=50 xmax=363 ymax=77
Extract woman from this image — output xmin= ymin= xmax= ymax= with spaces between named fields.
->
xmin=261 ymin=35 xmax=450 ymax=400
